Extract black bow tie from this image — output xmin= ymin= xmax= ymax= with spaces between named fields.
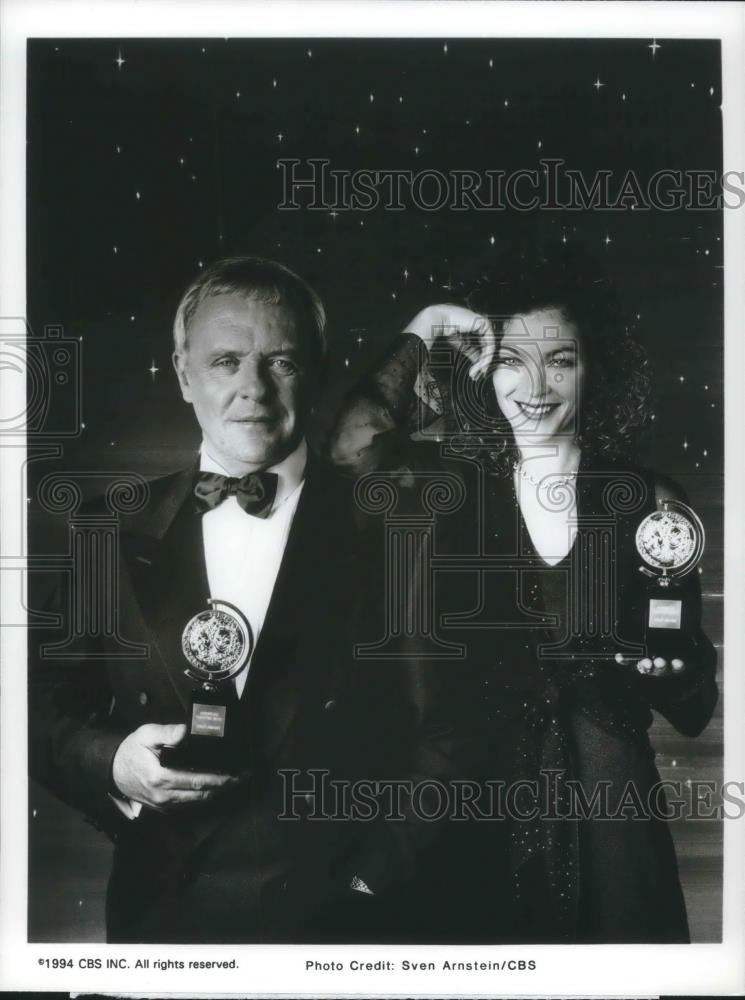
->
xmin=193 ymin=470 xmax=279 ymax=517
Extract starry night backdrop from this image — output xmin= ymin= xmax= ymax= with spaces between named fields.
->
xmin=27 ymin=38 xmax=724 ymax=941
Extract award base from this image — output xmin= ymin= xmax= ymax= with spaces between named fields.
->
xmin=643 ymin=589 xmax=693 ymax=662
xmin=160 ymin=686 xmax=241 ymax=774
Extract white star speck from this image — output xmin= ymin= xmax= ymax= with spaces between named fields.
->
xmin=115 ymin=50 xmax=125 ymax=70
xmin=593 ymin=77 xmax=604 ymax=92
xmin=648 ymin=39 xmax=661 ymax=58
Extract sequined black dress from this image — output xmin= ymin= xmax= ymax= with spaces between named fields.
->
xmin=464 ymin=457 xmax=719 ymax=943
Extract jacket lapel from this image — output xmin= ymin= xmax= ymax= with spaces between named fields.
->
xmin=240 ymin=460 xmax=349 ymax=761
xmin=119 ymin=467 xmax=210 ymax=710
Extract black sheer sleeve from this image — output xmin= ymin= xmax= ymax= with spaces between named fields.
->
xmin=327 ymin=333 xmax=450 ymax=475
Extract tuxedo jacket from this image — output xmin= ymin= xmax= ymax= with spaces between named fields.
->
xmin=29 ymin=458 xmax=464 ymax=943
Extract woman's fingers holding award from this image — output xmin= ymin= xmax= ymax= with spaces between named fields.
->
xmin=615 ymin=651 xmax=673 ymax=676
xmin=618 ymin=652 xmax=686 ymax=678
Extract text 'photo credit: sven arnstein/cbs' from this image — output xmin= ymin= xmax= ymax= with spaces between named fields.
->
xmin=0 ymin=1 xmax=744 ymax=998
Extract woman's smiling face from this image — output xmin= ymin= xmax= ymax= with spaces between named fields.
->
xmin=491 ymin=307 xmax=585 ymax=445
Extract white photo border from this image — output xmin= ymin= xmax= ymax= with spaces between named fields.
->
xmin=1 ymin=1 xmax=743 ymax=995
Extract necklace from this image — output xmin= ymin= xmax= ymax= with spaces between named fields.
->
xmin=514 ymin=461 xmax=578 ymax=489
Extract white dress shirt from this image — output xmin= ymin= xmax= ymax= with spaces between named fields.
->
xmin=199 ymin=439 xmax=307 ymax=698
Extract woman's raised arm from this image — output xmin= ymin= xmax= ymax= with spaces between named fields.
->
xmin=327 ymin=305 xmax=494 ymax=475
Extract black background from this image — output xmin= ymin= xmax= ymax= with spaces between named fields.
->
xmin=27 ymin=37 xmax=723 ymax=472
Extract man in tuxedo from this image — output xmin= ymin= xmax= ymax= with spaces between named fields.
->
xmin=29 ymin=257 xmax=456 ymax=943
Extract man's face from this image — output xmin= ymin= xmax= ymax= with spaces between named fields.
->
xmin=173 ymin=292 xmax=316 ymax=474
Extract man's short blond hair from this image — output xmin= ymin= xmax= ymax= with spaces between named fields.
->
xmin=173 ymin=256 xmax=326 ymax=365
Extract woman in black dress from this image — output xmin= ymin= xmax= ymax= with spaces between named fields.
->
xmin=328 ymin=250 xmax=718 ymax=943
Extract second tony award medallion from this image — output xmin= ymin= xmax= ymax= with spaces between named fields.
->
xmin=160 ymin=598 xmax=253 ymax=773
xmin=635 ymin=498 xmax=705 ymax=665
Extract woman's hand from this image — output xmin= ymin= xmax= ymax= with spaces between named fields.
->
xmin=404 ymin=304 xmax=496 ymax=379
xmin=614 ymin=652 xmax=687 ymax=677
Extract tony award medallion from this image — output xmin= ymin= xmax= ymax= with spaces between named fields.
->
xmin=636 ymin=499 xmax=705 ymax=658
xmin=160 ymin=599 xmax=253 ymax=773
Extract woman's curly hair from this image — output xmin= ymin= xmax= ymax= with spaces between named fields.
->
xmin=444 ymin=241 xmax=652 ymax=475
